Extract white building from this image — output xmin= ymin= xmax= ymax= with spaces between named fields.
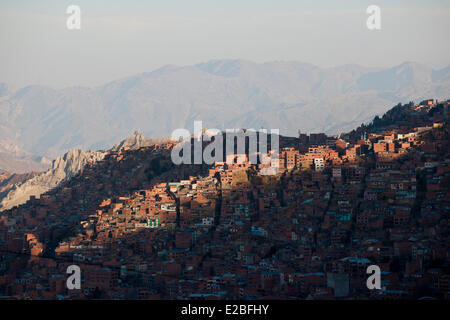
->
xmin=314 ymin=158 xmax=324 ymax=172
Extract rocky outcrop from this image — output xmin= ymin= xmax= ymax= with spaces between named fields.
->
xmin=0 ymin=171 xmax=10 ymax=183
xmin=0 ymin=171 xmax=40 ymax=194
xmin=0 ymin=131 xmax=170 ymax=212
xmin=0 ymin=149 xmax=105 ymax=211
xmin=112 ymin=131 xmax=172 ymax=152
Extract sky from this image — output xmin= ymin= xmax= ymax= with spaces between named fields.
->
xmin=0 ymin=0 xmax=449 ymax=88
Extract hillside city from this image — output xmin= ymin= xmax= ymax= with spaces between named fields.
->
xmin=0 ymin=99 xmax=449 ymax=300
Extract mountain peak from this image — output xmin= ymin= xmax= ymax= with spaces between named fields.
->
xmin=112 ymin=132 xmax=172 ymax=152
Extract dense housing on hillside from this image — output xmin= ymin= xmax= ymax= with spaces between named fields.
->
xmin=0 ymin=100 xmax=449 ymax=299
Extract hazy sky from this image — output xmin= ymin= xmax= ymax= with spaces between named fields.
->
xmin=1 ymin=0 xmax=449 ymax=88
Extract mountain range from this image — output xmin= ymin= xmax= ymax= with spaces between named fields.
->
xmin=0 ymin=60 xmax=449 ymax=170
xmin=0 ymin=138 xmax=50 ymax=173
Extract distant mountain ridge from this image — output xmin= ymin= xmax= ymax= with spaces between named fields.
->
xmin=0 ymin=139 xmax=50 ymax=173
xmin=0 ymin=60 xmax=449 ymax=163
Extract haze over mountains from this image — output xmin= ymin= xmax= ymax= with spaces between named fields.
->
xmin=0 ymin=138 xmax=50 ymax=173
xmin=0 ymin=59 xmax=449 ymax=168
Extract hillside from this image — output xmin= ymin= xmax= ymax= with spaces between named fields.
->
xmin=0 ymin=99 xmax=448 ymax=299
xmin=0 ymin=131 xmax=178 ymax=212
xmin=0 ymin=149 xmax=106 ymax=211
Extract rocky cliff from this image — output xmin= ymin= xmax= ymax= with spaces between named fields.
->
xmin=0 ymin=149 xmax=105 ymax=211
xmin=112 ymin=131 xmax=172 ymax=152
